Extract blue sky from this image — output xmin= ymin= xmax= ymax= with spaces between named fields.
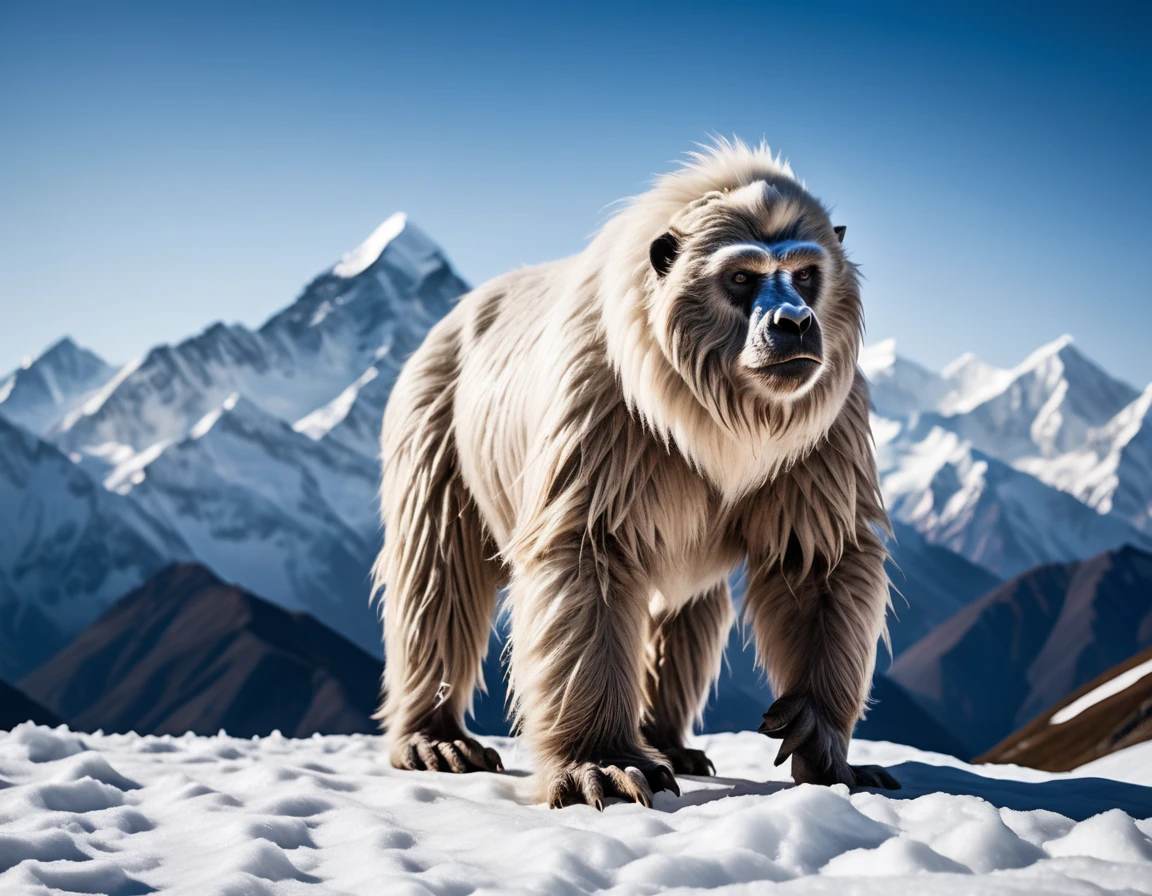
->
xmin=2 ymin=1 xmax=1149 ymax=384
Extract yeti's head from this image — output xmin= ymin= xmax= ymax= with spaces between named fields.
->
xmin=600 ymin=142 xmax=865 ymax=488
xmin=646 ymin=177 xmax=859 ymax=408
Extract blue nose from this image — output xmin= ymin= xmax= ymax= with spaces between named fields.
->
xmin=771 ymin=304 xmax=813 ymax=337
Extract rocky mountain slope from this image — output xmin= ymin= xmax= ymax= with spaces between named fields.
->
xmin=20 ymin=563 xmax=382 ymax=738
xmin=0 ymin=416 xmax=191 ymax=679
xmin=889 ymin=545 xmax=1152 ymax=756
xmin=979 ymin=644 xmax=1152 ymax=772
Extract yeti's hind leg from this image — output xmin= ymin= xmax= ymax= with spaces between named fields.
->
xmin=374 ymin=356 xmax=505 ymax=774
xmin=641 ymin=582 xmax=735 ymax=776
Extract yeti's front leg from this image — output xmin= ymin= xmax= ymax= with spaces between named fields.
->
xmin=745 ymin=531 xmax=900 ymax=790
xmin=507 ymin=542 xmax=679 ymax=809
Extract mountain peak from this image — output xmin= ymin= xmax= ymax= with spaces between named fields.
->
xmin=941 ymin=352 xmax=980 ymax=379
xmin=0 ymin=336 xmax=117 ymax=435
xmin=332 ymin=213 xmax=408 ymax=278
xmin=1021 ymin=334 xmax=1077 ymax=369
xmin=30 ymin=335 xmax=110 ymax=371
xmin=41 ymin=335 xmax=80 ymax=358
xmin=858 ymin=338 xmax=898 ymax=375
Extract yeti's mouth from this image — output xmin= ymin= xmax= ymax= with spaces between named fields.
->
xmin=755 ymin=356 xmax=822 ymax=378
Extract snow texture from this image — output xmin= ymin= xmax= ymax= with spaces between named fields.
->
xmin=1049 ymin=655 xmax=1152 ymax=725
xmin=0 ymin=726 xmax=1149 ymax=895
xmin=333 ymin=212 xmax=408 ymax=278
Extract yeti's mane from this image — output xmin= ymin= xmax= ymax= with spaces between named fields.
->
xmin=593 ymin=139 xmax=862 ymax=501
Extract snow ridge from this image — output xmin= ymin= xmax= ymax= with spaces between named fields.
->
xmin=333 ymin=212 xmax=408 ymax=277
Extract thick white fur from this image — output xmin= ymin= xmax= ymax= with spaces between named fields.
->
xmin=373 ymin=139 xmax=891 ymax=801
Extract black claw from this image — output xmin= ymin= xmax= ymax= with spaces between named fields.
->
xmin=483 ymin=747 xmax=503 ymax=771
xmin=707 ymin=757 xmax=717 ymax=776
xmin=759 ymin=693 xmax=807 ymax=734
xmin=654 ymin=767 xmax=680 ymax=797
xmin=773 ymin=707 xmax=816 ymax=767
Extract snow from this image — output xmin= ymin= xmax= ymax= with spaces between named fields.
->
xmin=939 ymin=352 xmax=1013 ymax=413
xmin=1076 ymin=741 xmax=1152 ymax=786
xmin=333 ymin=213 xmax=408 ymax=278
xmin=294 ymin=366 xmax=380 ymax=441
xmin=1 ymin=727 xmax=1149 ymax=895
xmin=95 ymin=391 xmax=384 ymax=654
xmin=857 ymin=338 xmax=898 ymax=379
xmin=1049 ymin=656 xmax=1152 ymax=725
xmin=0 ymin=417 xmax=191 ymax=664
xmin=0 ymin=338 xmax=117 ymax=435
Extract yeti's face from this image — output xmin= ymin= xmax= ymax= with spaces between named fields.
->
xmin=647 ymin=181 xmax=859 ymax=411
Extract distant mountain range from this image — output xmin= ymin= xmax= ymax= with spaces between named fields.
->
xmin=0 ymin=214 xmax=464 ymax=672
xmin=890 ymin=545 xmax=1152 ymax=756
xmin=0 ymin=337 xmax=115 ymax=435
xmin=864 ymin=338 xmax=1152 ymax=578
xmin=0 ymin=415 xmax=192 ymax=678
xmin=21 ymin=563 xmax=382 ymax=738
xmin=4 ymin=213 xmax=1152 ymax=765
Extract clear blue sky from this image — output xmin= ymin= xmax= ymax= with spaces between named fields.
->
xmin=2 ymin=1 xmax=1149 ymax=384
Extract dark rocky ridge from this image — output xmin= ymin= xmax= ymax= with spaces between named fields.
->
xmin=21 ymin=563 xmax=382 ymax=737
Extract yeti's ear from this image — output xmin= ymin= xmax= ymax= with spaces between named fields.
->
xmin=833 ymin=225 xmax=846 ymax=244
xmin=649 ymin=232 xmax=681 ymax=278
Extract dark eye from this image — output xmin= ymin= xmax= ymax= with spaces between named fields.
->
xmin=732 ymin=271 xmax=751 ymax=285
xmin=794 ymin=268 xmax=813 ymax=281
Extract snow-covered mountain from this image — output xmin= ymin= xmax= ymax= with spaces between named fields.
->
xmin=876 ymin=422 xmax=1149 ymax=577
xmin=859 ymin=337 xmax=1012 ymax=419
xmin=1019 ymin=384 xmax=1152 ymax=533
xmin=293 ymin=359 xmax=397 ymax=459
xmin=0 ymin=337 xmax=116 ymax=435
xmin=858 ymin=339 xmax=948 ymax=418
xmin=104 ymin=394 xmax=383 ymax=655
xmin=49 ymin=214 xmax=467 ymax=472
xmin=866 ymin=335 xmax=1152 ymax=575
xmin=0 ymin=214 xmax=468 ymax=669
xmin=0 ymin=416 xmax=191 ymax=679
xmin=923 ymin=336 xmax=1140 ymax=462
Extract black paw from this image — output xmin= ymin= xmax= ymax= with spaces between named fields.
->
xmin=548 ymin=755 xmax=679 ymax=809
xmin=659 ymin=744 xmax=716 ymax=777
xmin=392 ymin=731 xmax=503 ymax=774
xmin=850 ymin=763 xmax=901 ymax=790
xmin=759 ymin=693 xmax=900 ymax=790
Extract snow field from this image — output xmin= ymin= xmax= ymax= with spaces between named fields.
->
xmin=0 ymin=725 xmax=1150 ymax=895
